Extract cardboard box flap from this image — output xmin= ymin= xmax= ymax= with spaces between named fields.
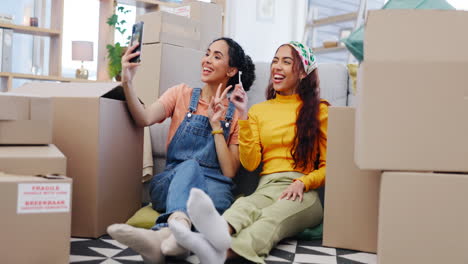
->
xmin=0 ymin=144 xmax=64 ymax=159
xmin=102 ymin=85 xmax=127 ymax=101
xmin=365 ymin=10 xmax=468 ymax=62
xmin=14 ymin=82 xmax=124 ymax=99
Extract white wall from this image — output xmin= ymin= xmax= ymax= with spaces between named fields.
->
xmin=225 ymin=0 xmax=307 ymax=63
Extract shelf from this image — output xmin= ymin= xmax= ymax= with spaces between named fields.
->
xmin=312 ymin=46 xmax=347 ymax=53
xmin=0 ymin=23 xmax=61 ymax=37
xmin=306 ymin=12 xmax=357 ymax=27
xmin=0 ymin=72 xmax=96 ymax=83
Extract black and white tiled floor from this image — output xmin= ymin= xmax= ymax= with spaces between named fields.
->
xmin=70 ymin=236 xmax=377 ymax=264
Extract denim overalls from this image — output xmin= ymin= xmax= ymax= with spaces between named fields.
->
xmin=149 ymin=88 xmax=235 ymax=229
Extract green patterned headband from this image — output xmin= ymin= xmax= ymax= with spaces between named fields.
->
xmin=287 ymin=41 xmax=317 ymax=75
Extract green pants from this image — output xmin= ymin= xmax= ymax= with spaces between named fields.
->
xmin=223 ymin=171 xmax=323 ymax=264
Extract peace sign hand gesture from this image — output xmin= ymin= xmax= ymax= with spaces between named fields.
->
xmin=208 ymin=83 xmax=232 ymax=130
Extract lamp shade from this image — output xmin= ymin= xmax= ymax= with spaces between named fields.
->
xmin=72 ymin=41 xmax=94 ymax=61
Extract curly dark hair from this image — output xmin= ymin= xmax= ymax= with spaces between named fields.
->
xmin=210 ymin=37 xmax=256 ymax=91
xmin=266 ymin=44 xmax=324 ymax=171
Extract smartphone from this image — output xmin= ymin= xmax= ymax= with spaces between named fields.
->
xmin=130 ymin=21 xmax=144 ymax=63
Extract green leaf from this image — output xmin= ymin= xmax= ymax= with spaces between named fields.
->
xmin=106 ymin=14 xmax=118 ymax=26
xmin=118 ymin=6 xmax=124 ymax=12
xmin=120 ymin=20 xmax=126 ymax=25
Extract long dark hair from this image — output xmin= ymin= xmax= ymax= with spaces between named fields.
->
xmin=266 ymin=44 xmax=322 ymax=171
xmin=211 ymin=37 xmax=256 ymax=91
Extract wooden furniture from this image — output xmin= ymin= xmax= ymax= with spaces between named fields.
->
xmin=0 ymin=0 xmax=65 ymax=91
xmin=304 ymin=0 xmax=369 ymax=62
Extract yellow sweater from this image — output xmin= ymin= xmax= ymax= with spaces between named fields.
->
xmin=238 ymin=93 xmax=328 ymax=191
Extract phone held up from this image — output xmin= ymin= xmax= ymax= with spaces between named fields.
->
xmin=130 ymin=21 xmax=144 ymax=63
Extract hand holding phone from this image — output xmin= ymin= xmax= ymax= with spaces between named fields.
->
xmin=130 ymin=21 xmax=144 ymax=63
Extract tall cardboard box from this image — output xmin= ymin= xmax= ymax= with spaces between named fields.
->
xmin=378 ymin=171 xmax=468 ymax=264
xmin=0 ymin=93 xmax=53 ymax=145
xmin=355 ymin=10 xmax=468 ymax=172
xmin=136 ymin=11 xmax=200 ymax=49
xmin=0 ymin=173 xmax=72 ymax=264
xmin=0 ymin=144 xmax=66 ymax=175
xmin=14 ymin=82 xmax=144 ymax=238
xmin=160 ymin=1 xmax=223 ymax=50
xmin=322 ymin=107 xmax=381 ymax=253
xmin=134 ymin=43 xmax=204 ymax=106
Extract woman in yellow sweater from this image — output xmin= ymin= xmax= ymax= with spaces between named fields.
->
xmin=168 ymin=41 xmax=329 ymax=264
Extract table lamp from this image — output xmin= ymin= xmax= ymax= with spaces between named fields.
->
xmin=72 ymin=41 xmax=93 ymax=79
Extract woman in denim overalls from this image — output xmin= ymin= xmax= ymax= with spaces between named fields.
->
xmin=107 ymin=37 xmax=256 ymax=263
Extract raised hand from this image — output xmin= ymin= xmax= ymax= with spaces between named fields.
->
xmin=121 ymin=42 xmax=141 ymax=83
xmin=208 ymin=83 xmax=233 ymax=130
xmin=230 ymin=84 xmax=248 ymax=120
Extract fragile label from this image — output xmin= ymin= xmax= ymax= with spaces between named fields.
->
xmin=17 ymin=183 xmax=71 ymax=214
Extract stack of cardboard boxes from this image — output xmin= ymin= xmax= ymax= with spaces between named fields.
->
xmin=0 ymin=93 xmax=72 ymax=263
xmin=134 ymin=1 xmax=223 ymax=105
xmin=323 ymin=9 xmax=468 ymax=263
xmin=12 ymin=82 xmax=144 ymax=238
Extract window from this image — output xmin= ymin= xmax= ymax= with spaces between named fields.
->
xmin=62 ymin=0 xmax=99 ymax=79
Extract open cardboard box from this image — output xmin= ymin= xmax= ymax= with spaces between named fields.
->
xmin=15 ymin=82 xmax=143 ymax=238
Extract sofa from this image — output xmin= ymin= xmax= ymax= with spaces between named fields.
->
xmin=145 ymin=62 xmax=352 ymax=202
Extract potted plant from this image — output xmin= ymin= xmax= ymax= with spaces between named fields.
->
xmin=106 ymin=5 xmax=131 ymax=81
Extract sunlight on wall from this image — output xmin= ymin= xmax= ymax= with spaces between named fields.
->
xmin=447 ymin=0 xmax=468 ymax=10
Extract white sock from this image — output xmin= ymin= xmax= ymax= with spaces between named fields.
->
xmin=187 ymin=188 xmax=231 ymax=251
xmin=168 ymin=220 xmax=227 ymax=264
xmin=160 ymin=211 xmax=191 ymax=257
xmin=161 ymin=233 xmax=190 ymax=257
xmin=107 ymin=224 xmax=168 ymax=264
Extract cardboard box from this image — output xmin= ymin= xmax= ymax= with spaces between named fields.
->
xmin=134 ymin=43 xmax=204 ymax=106
xmin=378 ymin=171 xmax=468 ymax=264
xmin=160 ymin=1 xmax=223 ymax=50
xmin=136 ymin=11 xmax=199 ymax=49
xmin=14 ymin=82 xmax=144 ymax=238
xmin=0 ymin=144 xmax=66 ymax=175
xmin=322 ymin=107 xmax=381 ymax=253
xmin=0 ymin=173 xmax=72 ymax=264
xmin=355 ymin=10 xmax=468 ymax=172
xmin=0 ymin=93 xmax=53 ymax=145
